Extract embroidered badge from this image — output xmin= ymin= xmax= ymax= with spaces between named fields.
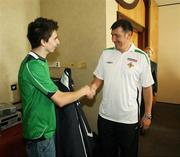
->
xmin=127 ymin=58 xmax=137 ymax=62
xmin=127 ymin=62 xmax=134 ymax=68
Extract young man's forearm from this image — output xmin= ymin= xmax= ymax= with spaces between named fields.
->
xmin=51 ymin=85 xmax=90 ymax=107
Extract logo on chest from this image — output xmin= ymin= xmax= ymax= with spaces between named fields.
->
xmin=127 ymin=58 xmax=138 ymax=68
xmin=127 ymin=58 xmax=138 ymax=62
xmin=127 ymin=62 xmax=134 ymax=68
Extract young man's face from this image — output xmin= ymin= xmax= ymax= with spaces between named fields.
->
xmin=111 ymin=27 xmax=132 ymax=51
xmin=44 ymin=30 xmax=60 ymax=53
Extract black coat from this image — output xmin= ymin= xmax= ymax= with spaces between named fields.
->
xmin=53 ymin=68 xmax=95 ymax=157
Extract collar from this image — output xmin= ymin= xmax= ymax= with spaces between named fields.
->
xmin=28 ymin=51 xmax=46 ymax=62
xmin=127 ymin=43 xmax=135 ymax=52
xmin=115 ymin=43 xmax=135 ymax=54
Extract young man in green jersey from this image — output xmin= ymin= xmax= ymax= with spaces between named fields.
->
xmin=18 ymin=17 xmax=92 ymax=157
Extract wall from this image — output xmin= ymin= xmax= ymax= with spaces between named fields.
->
xmin=0 ymin=0 xmax=40 ymax=102
xmin=40 ymin=0 xmax=117 ymax=132
xmin=157 ymin=4 xmax=180 ymax=104
xmin=106 ymin=0 xmax=118 ymax=47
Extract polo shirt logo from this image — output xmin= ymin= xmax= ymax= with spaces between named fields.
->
xmin=127 ymin=62 xmax=134 ymax=68
xmin=106 ymin=61 xmax=113 ymax=64
xmin=127 ymin=58 xmax=137 ymax=62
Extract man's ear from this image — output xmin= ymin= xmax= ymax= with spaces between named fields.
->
xmin=41 ymin=39 xmax=46 ymax=47
xmin=127 ymin=31 xmax=133 ymax=40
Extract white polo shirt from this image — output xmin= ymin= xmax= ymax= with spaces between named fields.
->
xmin=94 ymin=44 xmax=154 ymax=124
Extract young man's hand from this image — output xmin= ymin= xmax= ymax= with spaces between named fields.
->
xmin=86 ymin=86 xmax=96 ymax=99
xmin=80 ymin=85 xmax=94 ymax=98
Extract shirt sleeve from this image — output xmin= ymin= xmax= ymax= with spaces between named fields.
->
xmin=140 ymin=55 xmax=154 ymax=87
xmin=93 ymin=53 xmax=104 ymax=80
xmin=26 ymin=61 xmax=58 ymax=97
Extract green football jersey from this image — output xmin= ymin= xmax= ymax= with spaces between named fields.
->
xmin=18 ymin=52 xmax=58 ymax=139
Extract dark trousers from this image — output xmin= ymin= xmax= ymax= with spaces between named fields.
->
xmin=98 ymin=115 xmax=139 ymax=157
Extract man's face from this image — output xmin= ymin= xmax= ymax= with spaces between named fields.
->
xmin=44 ymin=30 xmax=60 ymax=53
xmin=111 ymin=27 xmax=131 ymax=51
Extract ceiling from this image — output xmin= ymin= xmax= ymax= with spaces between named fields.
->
xmin=156 ymin=0 xmax=180 ymax=6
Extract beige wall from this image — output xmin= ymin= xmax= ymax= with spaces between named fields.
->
xmin=0 ymin=0 xmax=40 ymax=102
xmin=40 ymin=0 xmax=117 ymax=132
xmin=157 ymin=4 xmax=180 ymax=104
xmin=106 ymin=0 xmax=117 ymax=47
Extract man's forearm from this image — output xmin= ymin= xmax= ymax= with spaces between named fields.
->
xmin=90 ymin=77 xmax=103 ymax=91
xmin=85 ymin=77 xmax=103 ymax=99
xmin=143 ymin=86 xmax=153 ymax=115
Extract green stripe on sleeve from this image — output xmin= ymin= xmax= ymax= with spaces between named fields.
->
xmin=134 ymin=49 xmax=149 ymax=64
xmin=104 ymin=47 xmax=115 ymax=50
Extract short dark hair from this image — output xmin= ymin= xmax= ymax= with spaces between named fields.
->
xmin=111 ymin=19 xmax=133 ymax=32
xmin=27 ymin=17 xmax=59 ymax=49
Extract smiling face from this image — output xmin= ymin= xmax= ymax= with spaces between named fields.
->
xmin=43 ymin=30 xmax=60 ymax=53
xmin=111 ymin=26 xmax=132 ymax=52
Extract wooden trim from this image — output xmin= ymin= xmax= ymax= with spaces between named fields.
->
xmin=117 ymin=11 xmax=145 ymax=49
xmin=116 ymin=0 xmax=150 ymax=50
xmin=138 ymin=31 xmax=145 ymax=50
xmin=156 ymin=101 xmax=180 ymax=106
xmin=115 ymin=0 xmax=139 ymax=9
xmin=143 ymin=0 xmax=150 ymax=48
xmin=117 ymin=11 xmax=145 ymax=32
xmin=158 ymin=3 xmax=180 ymax=7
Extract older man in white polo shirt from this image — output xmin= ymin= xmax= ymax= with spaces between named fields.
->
xmin=89 ymin=19 xmax=154 ymax=157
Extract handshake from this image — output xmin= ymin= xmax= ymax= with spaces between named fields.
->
xmin=80 ymin=85 xmax=97 ymax=99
